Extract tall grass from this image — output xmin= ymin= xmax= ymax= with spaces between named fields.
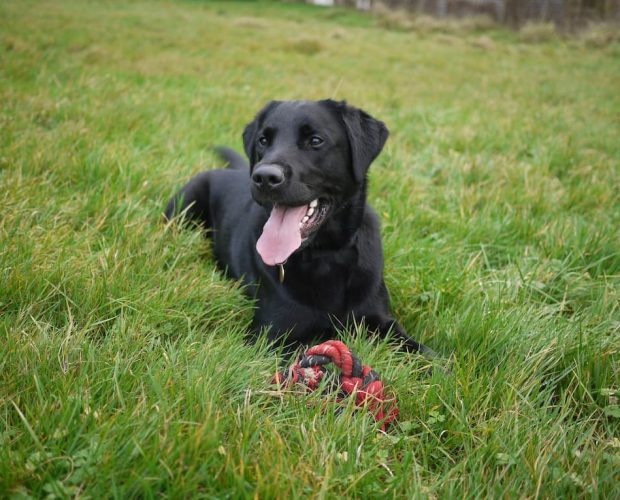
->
xmin=1 ymin=0 xmax=619 ymax=496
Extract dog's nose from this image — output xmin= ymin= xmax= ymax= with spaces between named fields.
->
xmin=252 ymin=164 xmax=284 ymax=189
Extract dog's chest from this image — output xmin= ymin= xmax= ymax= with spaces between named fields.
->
xmin=282 ymin=255 xmax=360 ymax=313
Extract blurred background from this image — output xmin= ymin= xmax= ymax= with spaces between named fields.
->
xmin=307 ymin=0 xmax=620 ymax=28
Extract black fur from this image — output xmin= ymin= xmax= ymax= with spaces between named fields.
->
xmin=165 ymin=99 xmax=433 ymax=355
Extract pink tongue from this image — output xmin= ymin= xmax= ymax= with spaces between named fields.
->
xmin=256 ymin=205 xmax=308 ymax=266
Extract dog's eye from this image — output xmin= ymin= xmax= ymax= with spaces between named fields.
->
xmin=258 ymin=135 xmax=268 ymax=147
xmin=310 ymin=136 xmax=324 ymax=148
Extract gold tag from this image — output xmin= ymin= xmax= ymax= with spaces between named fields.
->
xmin=279 ymin=264 xmax=285 ymax=283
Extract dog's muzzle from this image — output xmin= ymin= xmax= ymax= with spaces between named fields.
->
xmin=252 ymin=164 xmax=285 ymax=191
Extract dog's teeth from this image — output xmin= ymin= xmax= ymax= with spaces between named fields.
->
xmin=310 ymin=199 xmax=318 ymax=208
xmin=302 ymin=215 xmax=309 ymax=222
xmin=307 ymin=207 xmax=315 ymax=217
xmin=299 ymin=222 xmax=303 ymax=228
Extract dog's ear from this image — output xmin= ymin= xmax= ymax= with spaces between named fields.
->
xmin=243 ymin=101 xmax=281 ymax=167
xmin=242 ymin=119 xmax=258 ymax=165
xmin=327 ymin=100 xmax=389 ymax=183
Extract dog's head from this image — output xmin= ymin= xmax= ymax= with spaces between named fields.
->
xmin=242 ymin=99 xmax=388 ymax=266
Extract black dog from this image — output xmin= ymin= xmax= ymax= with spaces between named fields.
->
xmin=165 ymin=100 xmax=433 ymax=356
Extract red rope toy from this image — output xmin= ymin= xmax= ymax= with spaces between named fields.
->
xmin=272 ymin=340 xmax=398 ymax=431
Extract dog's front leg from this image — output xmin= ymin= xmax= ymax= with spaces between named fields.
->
xmin=363 ymin=316 xmax=437 ymax=358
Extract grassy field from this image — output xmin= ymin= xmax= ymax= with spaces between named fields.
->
xmin=1 ymin=0 xmax=619 ymax=497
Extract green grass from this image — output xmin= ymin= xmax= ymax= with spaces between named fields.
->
xmin=1 ymin=0 xmax=619 ymax=497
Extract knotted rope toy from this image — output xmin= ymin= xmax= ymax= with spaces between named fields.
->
xmin=272 ymin=340 xmax=398 ymax=431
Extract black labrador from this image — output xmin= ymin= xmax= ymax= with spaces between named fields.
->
xmin=165 ymin=99 xmax=433 ymax=356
